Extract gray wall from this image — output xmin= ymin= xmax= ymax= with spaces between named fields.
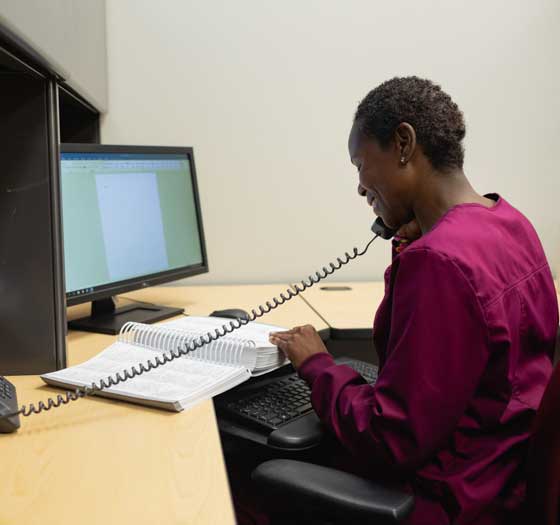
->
xmin=0 ymin=0 xmax=108 ymax=111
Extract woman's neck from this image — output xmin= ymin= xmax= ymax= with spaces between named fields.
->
xmin=412 ymin=168 xmax=494 ymax=234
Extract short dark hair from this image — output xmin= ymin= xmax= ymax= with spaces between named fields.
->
xmin=354 ymin=77 xmax=466 ymax=170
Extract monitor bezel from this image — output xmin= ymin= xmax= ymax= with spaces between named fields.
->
xmin=60 ymin=143 xmax=209 ymax=307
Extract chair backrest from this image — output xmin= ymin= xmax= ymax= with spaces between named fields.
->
xmin=527 ymin=361 xmax=560 ymax=525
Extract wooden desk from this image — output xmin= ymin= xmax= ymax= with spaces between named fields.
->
xmin=294 ymin=282 xmax=384 ymax=364
xmin=299 ymin=281 xmax=385 ymax=332
xmin=1 ymin=284 xmax=327 ymax=525
xmin=116 ymin=283 xmax=329 ymax=333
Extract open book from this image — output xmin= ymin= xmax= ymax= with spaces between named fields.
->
xmin=41 ymin=316 xmax=289 ymax=411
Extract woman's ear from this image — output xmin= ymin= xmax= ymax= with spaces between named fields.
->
xmin=394 ymin=123 xmax=416 ymax=165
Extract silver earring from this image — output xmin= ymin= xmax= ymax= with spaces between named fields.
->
xmin=400 ymin=157 xmax=406 ymax=165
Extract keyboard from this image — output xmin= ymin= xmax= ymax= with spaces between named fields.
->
xmin=216 ymin=358 xmax=378 ymax=434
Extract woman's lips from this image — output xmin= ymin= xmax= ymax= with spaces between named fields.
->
xmin=368 ymin=195 xmax=379 ymax=211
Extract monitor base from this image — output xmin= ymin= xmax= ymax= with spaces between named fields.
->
xmin=68 ymin=297 xmax=184 ymax=335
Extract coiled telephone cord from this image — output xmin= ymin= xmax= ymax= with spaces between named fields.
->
xmin=7 ymin=235 xmax=379 ymax=419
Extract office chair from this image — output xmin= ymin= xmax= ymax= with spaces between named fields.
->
xmin=253 ymin=362 xmax=560 ymax=525
xmin=526 ymin=359 xmax=560 ymax=525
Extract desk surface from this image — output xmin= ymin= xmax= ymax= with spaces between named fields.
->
xmin=299 ymin=281 xmax=385 ymax=330
xmin=1 ymin=284 xmax=328 ymax=525
xmin=115 ymin=283 xmax=329 ymax=333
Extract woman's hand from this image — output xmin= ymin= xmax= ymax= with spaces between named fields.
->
xmin=269 ymin=325 xmax=328 ymax=369
xmin=397 ymin=218 xmax=422 ymax=241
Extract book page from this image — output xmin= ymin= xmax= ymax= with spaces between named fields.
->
xmin=41 ymin=341 xmax=249 ymax=406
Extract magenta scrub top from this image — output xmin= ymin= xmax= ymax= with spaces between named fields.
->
xmin=299 ymin=194 xmax=558 ymax=524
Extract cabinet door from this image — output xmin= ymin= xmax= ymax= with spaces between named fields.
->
xmin=0 ymin=45 xmax=66 ymax=374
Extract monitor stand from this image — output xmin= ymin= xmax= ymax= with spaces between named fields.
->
xmin=68 ymin=297 xmax=184 ymax=335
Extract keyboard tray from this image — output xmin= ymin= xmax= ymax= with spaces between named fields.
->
xmin=214 ymin=357 xmax=377 ymax=451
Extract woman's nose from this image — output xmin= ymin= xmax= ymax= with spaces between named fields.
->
xmin=357 ymin=184 xmax=367 ymax=197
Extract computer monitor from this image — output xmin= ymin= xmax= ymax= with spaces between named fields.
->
xmin=60 ymin=144 xmax=208 ymax=334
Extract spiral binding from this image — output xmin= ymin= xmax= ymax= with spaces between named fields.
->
xmin=6 ymin=234 xmax=379 ymax=420
xmin=119 ymin=321 xmax=254 ymax=365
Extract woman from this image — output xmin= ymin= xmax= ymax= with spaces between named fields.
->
xmin=270 ymin=77 xmax=557 ymax=524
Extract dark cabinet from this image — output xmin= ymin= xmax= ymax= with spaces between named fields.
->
xmin=59 ymin=84 xmax=100 ymax=144
xmin=0 ymin=26 xmax=100 ymax=374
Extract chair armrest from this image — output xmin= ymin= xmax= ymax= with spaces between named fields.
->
xmin=251 ymin=459 xmax=414 ymax=523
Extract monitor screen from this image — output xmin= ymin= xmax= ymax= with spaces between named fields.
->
xmin=60 ymin=144 xmax=207 ymax=307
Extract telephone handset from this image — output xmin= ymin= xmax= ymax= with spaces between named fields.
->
xmin=371 ymin=216 xmax=397 ymax=240
xmin=0 ymin=219 xmax=395 ymax=431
